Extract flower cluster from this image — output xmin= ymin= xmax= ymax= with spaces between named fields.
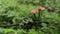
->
xmin=31 ymin=6 xmax=45 ymax=14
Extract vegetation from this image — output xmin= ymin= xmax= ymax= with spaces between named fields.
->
xmin=0 ymin=0 xmax=60 ymax=34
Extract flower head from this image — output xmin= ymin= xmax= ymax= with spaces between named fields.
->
xmin=31 ymin=9 xmax=37 ymax=14
xmin=38 ymin=6 xmax=45 ymax=11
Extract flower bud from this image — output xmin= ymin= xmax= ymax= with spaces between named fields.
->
xmin=38 ymin=6 xmax=45 ymax=11
xmin=31 ymin=9 xmax=37 ymax=14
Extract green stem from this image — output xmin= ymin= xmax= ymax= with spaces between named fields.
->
xmin=38 ymin=11 xmax=41 ymax=21
xmin=32 ymin=14 xmax=36 ymax=21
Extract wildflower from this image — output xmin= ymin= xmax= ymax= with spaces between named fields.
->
xmin=38 ymin=6 xmax=45 ymax=11
xmin=31 ymin=9 xmax=37 ymax=14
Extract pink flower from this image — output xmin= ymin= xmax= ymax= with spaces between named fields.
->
xmin=38 ymin=6 xmax=45 ymax=11
xmin=31 ymin=9 xmax=37 ymax=14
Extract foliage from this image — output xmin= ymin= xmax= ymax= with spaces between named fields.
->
xmin=0 ymin=0 xmax=60 ymax=34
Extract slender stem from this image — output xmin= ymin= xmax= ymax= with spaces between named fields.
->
xmin=38 ymin=11 xmax=41 ymax=21
xmin=32 ymin=14 xmax=36 ymax=21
